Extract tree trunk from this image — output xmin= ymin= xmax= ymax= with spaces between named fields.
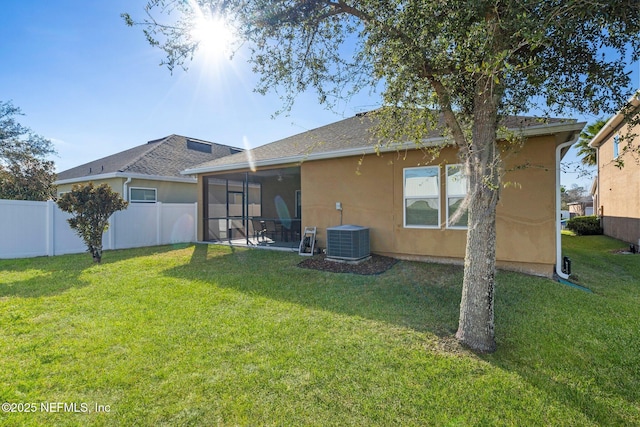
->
xmin=455 ymin=82 xmax=501 ymax=353
xmin=455 ymin=180 xmax=498 ymax=352
xmin=89 ymin=229 xmax=104 ymax=263
xmin=90 ymin=245 xmax=103 ymax=263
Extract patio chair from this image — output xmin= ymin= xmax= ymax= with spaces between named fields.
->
xmin=251 ymin=219 xmax=267 ymax=243
xmin=264 ymin=219 xmax=279 ymax=242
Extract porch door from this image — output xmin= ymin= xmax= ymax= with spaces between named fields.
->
xmin=227 ymin=190 xmax=245 ymax=239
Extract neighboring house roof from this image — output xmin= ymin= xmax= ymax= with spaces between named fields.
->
xmin=56 ymin=135 xmax=242 ymax=184
xmin=589 ymin=91 xmax=640 ymax=148
xmin=568 ymin=197 xmax=593 ymax=206
xmin=183 ymin=112 xmax=583 ymax=175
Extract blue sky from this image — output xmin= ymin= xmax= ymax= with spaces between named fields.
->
xmin=1 ymin=1 xmax=371 ymax=172
xmin=1 ymin=0 xmax=633 ymax=189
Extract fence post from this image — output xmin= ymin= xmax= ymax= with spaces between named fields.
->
xmin=46 ymin=200 xmax=55 ymax=256
xmin=193 ymin=202 xmax=198 ymax=242
xmin=156 ymin=202 xmax=163 ymax=245
xmin=106 ymin=213 xmax=115 ymax=250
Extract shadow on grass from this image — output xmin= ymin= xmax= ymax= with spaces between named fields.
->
xmin=167 ymin=244 xmax=464 ymax=336
xmin=0 ymin=244 xmax=183 ymax=299
xmin=168 ymin=243 xmax=639 ymax=425
xmin=484 ymin=236 xmax=640 ymax=426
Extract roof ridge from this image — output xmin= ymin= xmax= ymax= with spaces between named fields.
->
xmin=119 ymin=134 xmax=177 ymax=172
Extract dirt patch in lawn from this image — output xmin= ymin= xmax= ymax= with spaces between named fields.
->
xmin=298 ymin=254 xmax=398 ymax=275
xmin=610 ymin=249 xmax=639 ymax=255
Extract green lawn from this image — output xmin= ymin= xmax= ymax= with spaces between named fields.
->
xmin=0 ymin=236 xmax=638 ymax=426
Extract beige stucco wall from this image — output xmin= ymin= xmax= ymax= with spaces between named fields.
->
xmin=596 ymin=121 xmax=640 ymax=245
xmin=302 ymin=136 xmax=559 ymax=276
xmin=127 ymin=178 xmax=197 ymax=204
xmin=57 ymin=178 xmax=125 ymax=197
xmin=57 ymin=178 xmax=197 ymax=204
xmin=194 ymin=135 xmax=561 ymax=276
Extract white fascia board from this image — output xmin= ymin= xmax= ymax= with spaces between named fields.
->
xmin=589 ymin=92 xmax=640 ymax=148
xmin=54 ymin=172 xmax=197 ymax=186
xmin=183 ymin=120 xmax=587 ymax=175
xmin=504 ymin=121 xmax=586 ymax=138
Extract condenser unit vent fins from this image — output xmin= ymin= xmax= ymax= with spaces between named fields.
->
xmin=326 ymin=225 xmax=370 ymax=261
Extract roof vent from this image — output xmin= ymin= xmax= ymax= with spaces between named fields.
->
xmin=187 ymin=139 xmax=213 ymax=153
xmin=326 ymin=225 xmax=370 ymax=261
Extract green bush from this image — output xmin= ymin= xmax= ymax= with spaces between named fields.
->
xmin=57 ymin=182 xmax=128 ymax=263
xmin=566 ymin=215 xmax=602 ymax=235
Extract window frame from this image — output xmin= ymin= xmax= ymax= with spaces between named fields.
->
xmin=403 ymin=166 xmax=441 ymax=229
xmin=445 ymin=164 xmax=469 ymax=229
xmin=613 ymin=134 xmax=620 ymax=159
xmin=129 ymin=187 xmax=157 ymax=203
xmin=295 ymin=190 xmax=302 ymax=219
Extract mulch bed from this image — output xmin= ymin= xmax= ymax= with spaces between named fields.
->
xmin=298 ymin=254 xmax=398 ymax=275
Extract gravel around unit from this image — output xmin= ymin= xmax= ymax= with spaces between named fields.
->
xmin=297 ymin=254 xmax=398 ymax=275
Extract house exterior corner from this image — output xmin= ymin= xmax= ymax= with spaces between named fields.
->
xmin=593 ymin=118 xmax=640 ymax=246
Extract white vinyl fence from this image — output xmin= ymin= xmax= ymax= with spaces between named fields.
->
xmin=0 ymin=199 xmax=197 ymax=259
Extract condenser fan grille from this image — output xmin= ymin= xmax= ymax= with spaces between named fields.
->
xmin=326 ymin=225 xmax=370 ymax=261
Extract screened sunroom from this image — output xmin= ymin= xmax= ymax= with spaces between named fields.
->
xmin=202 ymin=167 xmax=301 ymax=248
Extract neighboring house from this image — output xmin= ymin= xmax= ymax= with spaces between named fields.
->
xmin=589 ymin=93 xmax=640 ymax=246
xmin=590 ymin=177 xmax=598 ymax=216
xmin=567 ymin=198 xmax=594 ymax=217
xmin=184 ymin=112 xmax=584 ymax=278
xmin=55 ymin=135 xmax=242 ymax=203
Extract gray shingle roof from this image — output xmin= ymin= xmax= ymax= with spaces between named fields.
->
xmin=184 ymin=112 xmax=578 ymax=174
xmin=56 ymin=135 xmax=242 ymax=181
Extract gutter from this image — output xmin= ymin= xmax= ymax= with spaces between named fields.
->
xmin=123 ymin=177 xmax=132 ymax=202
xmin=556 ymin=134 xmax=581 ymax=279
xmin=54 ymin=172 xmax=198 ymax=186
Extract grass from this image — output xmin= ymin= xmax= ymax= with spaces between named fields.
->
xmin=0 ymin=237 xmax=638 ymax=426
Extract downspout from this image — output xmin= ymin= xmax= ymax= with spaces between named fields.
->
xmin=123 ymin=177 xmax=132 ymax=202
xmin=556 ymin=136 xmax=579 ymax=279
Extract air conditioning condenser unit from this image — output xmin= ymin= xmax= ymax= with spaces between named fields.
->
xmin=326 ymin=225 xmax=370 ymax=261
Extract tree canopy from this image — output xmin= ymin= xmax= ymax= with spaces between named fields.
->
xmin=561 ymin=184 xmax=589 ymax=210
xmin=0 ymin=100 xmax=57 ymax=201
xmin=125 ymin=0 xmax=640 ymax=352
xmin=126 ymin=1 xmax=639 ymax=118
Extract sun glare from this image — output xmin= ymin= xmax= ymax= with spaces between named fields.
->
xmin=191 ymin=13 xmax=235 ymax=59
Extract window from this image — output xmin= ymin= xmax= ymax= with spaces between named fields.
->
xmin=187 ymin=139 xmax=213 ymax=153
xmin=404 ymin=166 xmax=440 ymax=228
xmin=613 ymin=135 xmax=620 ymax=159
xmin=446 ymin=164 xmax=468 ymax=228
xmin=130 ymin=187 xmax=157 ymax=203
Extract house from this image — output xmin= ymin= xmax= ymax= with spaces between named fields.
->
xmin=55 ymin=135 xmax=242 ymax=203
xmin=184 ymin=112 xmax=585 ymax=278
xmin=589 ymin=93 xmax=640 ymax=246
xmin=567 ymin=198 xmax=594 ymax=217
